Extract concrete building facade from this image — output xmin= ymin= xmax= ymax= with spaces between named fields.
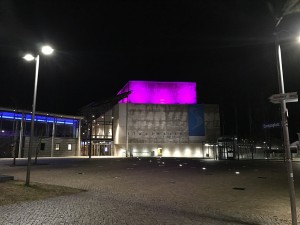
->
xmin=113 ymin=103 xmax=220 ymax=158
xmin=111 ymin=80 xmax=221 ymax=158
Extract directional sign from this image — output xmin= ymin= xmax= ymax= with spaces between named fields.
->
xmin=269 ymin=92 xmax=298 ymax=104
xmin=263 ymin=122 xmax=281 ymax=129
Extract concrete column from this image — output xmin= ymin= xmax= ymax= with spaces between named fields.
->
xmin=77 ymin=119 xmax=81 ymax=156
xmin=18 ymin=113 xmax=24 ymax=158
xmin=51 ymin=118 xmax=55 ymax=157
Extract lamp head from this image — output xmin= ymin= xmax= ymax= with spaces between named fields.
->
xmin=41 ymin=45 xmax=54 ymax=55
xmin=23 ymin=54 xmax=35 ymax=61
xmin=23 ymin=45 xmax=54 ymax=61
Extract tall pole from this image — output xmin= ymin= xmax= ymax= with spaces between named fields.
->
xmin=126 ymin=86 xmax=129 ymax=157
xmin=275 ymin=36 xmax=297 ymax=225
xmin=25 ymin=55 xmax=39 ymax=186
xmin=88 ymin=118 xmax=92 ymax=159
xmin=126 ymin=100 xmax=129 ymax=157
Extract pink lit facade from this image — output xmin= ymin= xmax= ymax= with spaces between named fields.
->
xmin=112 ymin=80 xmax=220 ymax=158
xmin=118 ymin=81 xmax=197 ymax=104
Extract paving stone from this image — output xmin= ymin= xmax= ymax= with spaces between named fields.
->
xmin=0 ymin=157 xmax=299 ymax=224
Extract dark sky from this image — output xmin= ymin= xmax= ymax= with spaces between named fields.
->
xmin=1 ymin=0 xmax=300 ymax=141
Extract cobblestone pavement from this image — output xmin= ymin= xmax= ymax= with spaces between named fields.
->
xmin=1 ymin=157 xmax=300 ymax=225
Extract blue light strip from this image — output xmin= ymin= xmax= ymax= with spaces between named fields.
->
xmin=0 ymin=111 xmax=78 ymax=126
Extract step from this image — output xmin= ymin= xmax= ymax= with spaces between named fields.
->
xmin=0 ymin=175 xmax=14 ymax=182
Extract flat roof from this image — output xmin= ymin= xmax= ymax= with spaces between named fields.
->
xmin=0 ymin=107 xmax=83 ymax=120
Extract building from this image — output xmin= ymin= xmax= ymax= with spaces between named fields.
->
xmin=0 ymin=80 xmax=221 ymax=159
xmin=81 ymin=80 xmax=221 ymax=158
xmin=0 ymin=107 xmax=83 ymax=158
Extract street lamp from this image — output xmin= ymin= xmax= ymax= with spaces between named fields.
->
xmin=23 ymin=45 xmax=54 ymax=186
xmin=274 ymin=28 xmax=298 ymax=224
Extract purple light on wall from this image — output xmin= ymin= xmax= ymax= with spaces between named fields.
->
xmin=118 ymin=81 xmax=197 ymax=104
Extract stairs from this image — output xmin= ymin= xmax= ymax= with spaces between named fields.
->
xmin=0 ymin=175 xmax=14 ymax=182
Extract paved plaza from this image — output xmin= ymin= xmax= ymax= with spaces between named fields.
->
xmin=1 ymin=157 xmax=300 ymax=225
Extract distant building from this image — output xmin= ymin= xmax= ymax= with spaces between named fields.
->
xmin=0 ymin=107 xmax=83 ymax=158
xmin=80 ymin=80 xmax=221 ymax=158
xmin=0 ymin=80 xmax=222 ymax=159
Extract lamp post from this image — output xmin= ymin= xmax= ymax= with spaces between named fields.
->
xmin=23 ymin=45 xmax=54 ymax=186
xmin=274 ymin=31 xmax=297 ymax=224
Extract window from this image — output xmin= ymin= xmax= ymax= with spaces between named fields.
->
xmin=55 ymin=143 xmax=60 ymax=151
xmin=68 ymin=144 xmax=72 ymax=151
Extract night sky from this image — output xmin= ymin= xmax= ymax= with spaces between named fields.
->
xmin=1 ymin=0 xmax=300 ymax=142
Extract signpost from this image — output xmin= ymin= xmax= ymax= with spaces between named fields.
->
xmin=269 ymin=91 xmax=298 ymax=225
xmin=269 ymin=92 xmax=298 ymax=104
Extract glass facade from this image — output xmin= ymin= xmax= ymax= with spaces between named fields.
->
xmin=0 ymin=109 xmax=82 ymax=158
xmin=80 ymin=109 xmax=113 ymax=156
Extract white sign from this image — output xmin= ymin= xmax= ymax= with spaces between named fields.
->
xmin=269 ymin=92 xmax=298 ymax=104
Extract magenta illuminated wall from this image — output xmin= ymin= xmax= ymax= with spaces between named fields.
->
xmin=118 ymin=81 xmax=197 ymax=104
